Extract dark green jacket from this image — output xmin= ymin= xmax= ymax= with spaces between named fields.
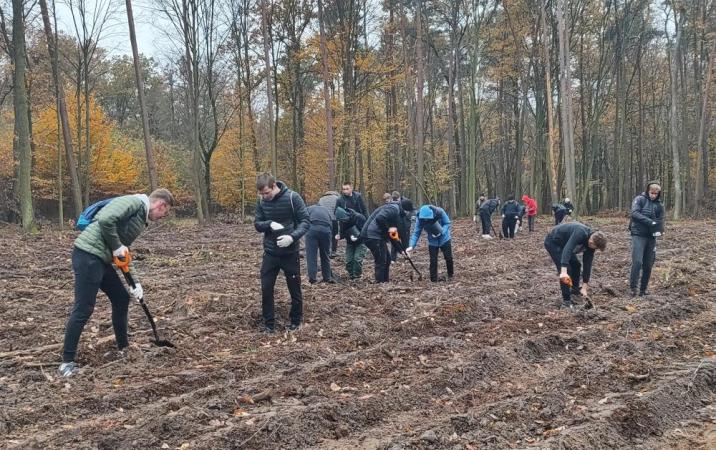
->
xmin=74 ymin=195 xmax=149 ymax=267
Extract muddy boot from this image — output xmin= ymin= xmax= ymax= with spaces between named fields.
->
xmin=560 ymin=301 xmax=575 ymax=312
xmin=639 ymin=290 xmax=650 ymax=298
xmin=630 ymin=288 xmax=638 ymax=297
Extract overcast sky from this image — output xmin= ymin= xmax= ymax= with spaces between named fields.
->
xmin=53 ymin=0 xmax=165 ymax=60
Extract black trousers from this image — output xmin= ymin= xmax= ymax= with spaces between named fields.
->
xmin=554 ymin=210 xmax=568 ymax=225
xmin=365 ymin=238 xmax=391 ymax=282
xmin=544 ymin=237 xmax=581 ymax=305
xmin=63 ymin=248 xmax=130 ymax=363
xmin=502 ymin=218 xmax=517 ymax=238
xmin=260 ymin=252 xmax=302 ymax=327
xmin=428 ymin=240 xmax=454 ymax=282
xmin=331 ymin=220 xmax=338 ymax=253
xmin=528 ymin=215 xmax=535 ymax=232
xmin=479 ymin=210 xmax=492 ymax=235
xmin=630 ymin=235 xmax=656 ymax=293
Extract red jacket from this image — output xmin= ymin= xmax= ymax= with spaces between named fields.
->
xmin=522 ymin=195 xmax=538 ymax=216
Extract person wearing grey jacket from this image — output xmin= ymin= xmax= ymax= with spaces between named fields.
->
xmin=59 ymin=188 xmax=174 ymax=377
xmin=318 ymin=191 xmax=340 ymax=257
xmin=254 ymin=173 xmax=310 ymax=333
xmin=306 ymin=204 xmax=334 ymax=284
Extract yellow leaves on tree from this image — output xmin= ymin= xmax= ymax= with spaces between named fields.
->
xmin=32 ymin=95 xmax=142 ymax=197
xmin=211 ymin=114 xmax=256 ymax=210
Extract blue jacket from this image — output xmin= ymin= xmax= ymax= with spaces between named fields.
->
xmin=409 ymin=206 xmax=451 ymax=248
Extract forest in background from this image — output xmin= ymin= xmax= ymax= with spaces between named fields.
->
xmin=1 ymin=0 xmax=714 ymax=230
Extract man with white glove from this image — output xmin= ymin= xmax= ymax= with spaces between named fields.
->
xmin=59 ymin=188 xmax=174 ymax=377
xmin=254 ymin=173 xmax=310 ymax=332
xmin=335 ymin=206 xmax=367 ymax=280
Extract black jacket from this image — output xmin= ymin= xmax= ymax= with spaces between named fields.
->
xmin=254 ymin=181 xmax=310 ymax=256
xmin=337 ymin=192 xmax=367 ymax=217
xmin=479 ymin=199 xmax=499 ymax=215
xmin=338 ymin=208 xmax=366 ymax=241
xmin=360 ymin=203 xmax=407 ymax=242
xmin=563 ymin=201 xmax=574 ymax=214
xmin=501 ymin=200 xmax=520 ymax=220
xmin=629 ymin=185 xmax=664 ymax=237
xmin=545 ymin=222 xmax=596 ymax=282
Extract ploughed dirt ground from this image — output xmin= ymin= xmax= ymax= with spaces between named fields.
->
xmin=1 ymin=215 xmax=715 ymax=449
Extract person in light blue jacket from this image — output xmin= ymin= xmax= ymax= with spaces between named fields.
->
xmin=406 ymin=205 xmax=454 ymax=282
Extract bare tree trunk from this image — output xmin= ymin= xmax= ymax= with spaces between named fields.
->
xmin=540 ymin=0 xmax=558 ymax=203
xmin=317 ymin=0 xmax=335 ymax=188
xmin=125 ymin=0 xmax=158 ymax=190
xmin=556 ymin=0 xmax=576 ymax=209
xmin=695 ymin=40 xmax=714 ymax=212
xmin=415 ymin=0 xmax=425 ymax=204
xmin=12 ymin=0 xmax=34 ymax=231
xmin=39 ymin=0 xmax=83 ymax=217
xmin=260 ymin=0 xmax=276 ymax=174
xmin=668 ymin=7 xmax=683 ymax=219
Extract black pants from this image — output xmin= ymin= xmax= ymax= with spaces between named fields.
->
xmin=544 ymin=237 xmax=581 ymax=305
xmin=62 ymin=248 xmax=130 ymax=363
xmin=331 ymin=220 xmax=338 ymax=253
xmin=630 ymin=235 xmax=656 ymax=293
xmin=305 ymin=228 xmax=332 ymax=282
xmin=260 ymin=252 xmax=302 ymax=327
xmin=554 ymin=211 xmax=568 ymax=225
xmin=365 ymin=238 xmax=391 ymax=282
xmin=528 ymin=215 xmax=535 ymax=232
xmin=502 ymin=218 xmax=517 ymax=238
xmin=429 ymin=240 xmax=454 ymax=282
xmin=479 ymin=210 xmax=492 ymax=235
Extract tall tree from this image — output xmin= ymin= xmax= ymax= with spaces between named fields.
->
xmin=125 ymin=0 xmax=158 ymax=190
xmin=317 ymin=0 xmax=335 ymax=188
xmin=11 ymin=0 xmax=33 ymax=231
xmin=556 ymin=0 xmax=576 ymax=206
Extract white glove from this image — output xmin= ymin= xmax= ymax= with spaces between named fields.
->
xmin=270 ymin=221 xmax=284 ymax=231
xmin=653 ymin=231 xmax=662 ymax=237
xmin=405 ymin=247 xmax=413 ymax=254
xmin=335 ymin=234 xmax=341 ymax=241
xmin=350 ymin=235 xmax=358 ymax=242
xmin=501 ymin=214 xmax=505 ymax=218
xmin=276 ymin=235 xmax=294 ymax=248
xmin=473 ymin=215 xmax=477 ymax=222
xmin=129 ymin=283 xmax=143 ymax=300
xmin=113 ymin=245 xmax=129 ymax=259
xmin=515 ymin=216 xmax=519 ymax=219
xmin=651 ymin=221 xmax=656 ymax=226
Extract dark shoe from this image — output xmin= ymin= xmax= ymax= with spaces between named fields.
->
xmin=260 ymin=325 xmax=276 ymax=334
xmin=630 ymin=288 xmax=638 ymax=297
xmin=287 ymin=323 xmax=300 ymax=331
xmin=322 ymin=278 xmax=337 ymax=284
xmin=639 ymin=290 xmax=650 ymax=297
xmin=570 ymin=288 xmax=582 ymax=297
xmin=330 ymin=252 xmax=337 ymax=259
xmin=560 ymin=301 xmax=575 ymax=311
xmin=309 ymin=279 xmax=318 ymax=284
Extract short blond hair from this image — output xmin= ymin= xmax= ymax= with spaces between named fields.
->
xmin=591 ymin=231 xmax=607 ymax=251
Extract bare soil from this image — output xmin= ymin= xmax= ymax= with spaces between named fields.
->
xmin=1 ymin=216 xmax=715 ymax=449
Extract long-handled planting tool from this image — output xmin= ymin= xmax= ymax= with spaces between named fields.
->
xmin=388 ymin=230 xmax=423 ymax=281
xmin=113 ymin=253 xmax=175 ymax=348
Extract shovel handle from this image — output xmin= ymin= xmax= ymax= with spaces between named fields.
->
xmin=113 ymin=251 xmax=132 ymax=273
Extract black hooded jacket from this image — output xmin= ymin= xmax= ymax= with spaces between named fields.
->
xmin=501 ymin=200 xmax=521 ymax=220
xmin=629 ymin=182 xmax=664 ymax=237
xmin=360 ymin=203 xmax=407 ymax=242
xmin=545 ymin=221 xmax=596 ymax=282
xmin=338 ymin=208 xmax=366 ymax=240
xmin=479 ymin=198 xmax=500 ymax=215
xmin=254 ymin=181 xmax=310 ymax=256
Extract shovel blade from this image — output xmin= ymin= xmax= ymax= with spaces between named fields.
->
xmin=154 ymin=339 xmax=176 ymax=348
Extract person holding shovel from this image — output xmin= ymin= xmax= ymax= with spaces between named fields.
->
xmin=406 ymin=205 xmax=453 ymax=282
xmin=58 ymin=188 xmax=174 ymax=377
xmin=628 ymin=182 xmax=664 ymax=297
xmin=335 ymin=206 xmax=367 ymax=280
xmin=254 ymin=173 xmax=310 ymax=333
xmin=476 ymin=196 xmax=500 ymax=239
xmin=360 ymin=202 xmax=407 ymax=283
xmin=544 ymin=221 xmax=607 ymax=310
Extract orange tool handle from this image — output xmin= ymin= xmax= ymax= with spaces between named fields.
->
xmin=388 ymin=229 xmax=400 ymax=241
xmin=560 ymin=275 xmax=573 ymax=288
xmin=113 ymin=251 xmax=132 ymax=273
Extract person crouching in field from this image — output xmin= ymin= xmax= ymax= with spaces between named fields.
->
xmin=543 ymin=221 xmax=607 ymax=310
xmin=59 ymin=189 xmax=174 ymax=377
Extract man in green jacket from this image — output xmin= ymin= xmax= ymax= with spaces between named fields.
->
xmin=58 ymin=188 xmax=174 ymax=377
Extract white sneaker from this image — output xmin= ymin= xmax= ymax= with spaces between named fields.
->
xmin=58 ymin=361 xmax=78 ymax=377
xmin=482 ymin=234 xmax=493 ymax=240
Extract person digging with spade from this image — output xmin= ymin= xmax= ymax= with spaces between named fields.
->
xmin=406 ymin=205 xmax=454 ymax=282
xmin=254 ymin=173 xmax=310 ymax=333
xmin=360 ymin=202 xmax=407 ymax=283
xmin=543 ymin=221 xmax=607 ymax=310
xmin=58 ymin=188 xmax=174 ymax=377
